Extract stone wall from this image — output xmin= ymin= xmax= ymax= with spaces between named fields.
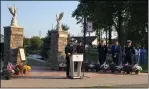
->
xmin=3 ymin=26 xmax=24 ymax=66
xmin=50 ymin=30 xmax=68 ymax=70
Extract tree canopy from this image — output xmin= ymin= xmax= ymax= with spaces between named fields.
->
xmin=30 ymin=36 xmax=42 ymax=50
xmin=72 ymin=0 xmax=148 ymax=47
xmin=62 ymin=24 xmax=70 ymax=31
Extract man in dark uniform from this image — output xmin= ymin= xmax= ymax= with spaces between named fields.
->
xmin=74 ymin=42 xmax=84 ymax=71
xmin=97 ymin=40 xmax=108 ymax=65
xmin=124 ymin=40 xmax=135 ymax=65
xmin=65 ymin=42 xmax=73 ymax=78
xmin=76 ymin=42 xmax=84 ymax=53
xmin=111 ymin=40 xmax=121 ymax=65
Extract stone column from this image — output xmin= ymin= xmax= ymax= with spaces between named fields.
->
xmin=50 ymin=30 xmax=68 ymax=70
xmin=3 ymin=26 xmax=24 ymax=66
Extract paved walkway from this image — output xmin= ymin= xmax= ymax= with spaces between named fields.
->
xmin=1 ymin=67 xmax=148 ymax=88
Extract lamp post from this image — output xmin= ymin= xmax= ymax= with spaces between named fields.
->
xmin=83 ymin=14 xmax=87 ymax=62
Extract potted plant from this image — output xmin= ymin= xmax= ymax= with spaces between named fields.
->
xmin=3 ymin=62 xmax=15 ymax=80
xmin=132 ymin=64 xmax=142 ymax=74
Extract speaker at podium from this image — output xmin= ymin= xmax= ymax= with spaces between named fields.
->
xmin=69 ymin=54 xmax=83 ymax=79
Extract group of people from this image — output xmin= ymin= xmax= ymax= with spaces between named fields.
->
xmin=64 ymin=39 xmax=147 ymax=78
xmin=98 ymin=40 xmax=147 ymax=66
xmin=134 ymin=46 xmax=147 ymax=65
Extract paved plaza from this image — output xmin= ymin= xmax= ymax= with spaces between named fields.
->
xmin=1 ymin=67 xmax=148 ymax=88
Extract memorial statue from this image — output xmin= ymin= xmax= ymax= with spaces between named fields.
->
xmin=8 ymin=4 xmax=18 ymax=27
xmin=56 ymin=12 xmax=64 ymax=31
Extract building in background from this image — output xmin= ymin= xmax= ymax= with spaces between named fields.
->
xmin=71 ymin=36 xmax=117 ymax=46
xmin=70 ymin=36 xmax=97 ymax=46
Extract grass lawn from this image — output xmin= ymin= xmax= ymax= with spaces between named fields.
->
xmin=26 ymin=58 xmax=49 ymax=67
xmin=140 ymin=61 xmax=148 ymax=72
xmin=86 ymin=52 xmax=111 ymax=62
xmin=86 ymin=52 xmax=99 ymax=62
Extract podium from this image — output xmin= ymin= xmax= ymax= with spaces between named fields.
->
xmin=69 ymin=54 xmax=83 ymax=79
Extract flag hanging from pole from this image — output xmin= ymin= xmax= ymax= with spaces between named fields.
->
xmin=87 ymin=22 xmax=93 ymax=32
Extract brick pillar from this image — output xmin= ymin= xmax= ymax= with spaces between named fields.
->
xmin=3 ymin=26 xmax=24 ymax=66
xmin=49 ymin=30 xmax=68 ymax=70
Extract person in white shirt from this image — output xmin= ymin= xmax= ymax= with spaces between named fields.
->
xmin=135 ymin=47 xmax=140 ymax=64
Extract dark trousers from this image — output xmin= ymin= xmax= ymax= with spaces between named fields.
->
xmin=66 ymin=56 xmax=70 ymax=77
xmin=124 ymin=54 xmax=132 ymax=65
xmin=112 ymin=54 xmax=119 ymax=65
xmin=99 ymin=54 xmax=106 ymax=65
xmin=140 ymin=54 xmax=146 ymax=64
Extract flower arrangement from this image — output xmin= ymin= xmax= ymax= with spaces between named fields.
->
xmin=132 ymin=64 xmax=142 ymax=71
xmin=109 ymin=63 xmax=117 ymax=73
xmin=58 ymin=62 xmax=66 ymax=71
xmin=59 ymin=63 xmax=66 ymax=67
xmin=2 ymin=62 xmax=15 ymax=80
xmin=122 ymin=63 xmax=133 ymax=74
xmin=24 ymin=65 xmax=31 ymax=72
xmin=132 ymin=64 xmax=142 ymax=74
xmin=89 ymin=64 xmax=95 ymax=68
xmin=116 ymin=63 xmax=123 ymax=72
xmin=116 ymin=65 xmax=123 ymax=71
xmin=7 ymin=62 xmax=15 ymax=73
xmin=100 ymin=62 xmax=109 ymax=70
xmin=17 ymin=63 xmax=24 ymax=70
xmin=16 ymin=63 xmax=24 ymax=75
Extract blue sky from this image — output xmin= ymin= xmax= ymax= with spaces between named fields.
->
xmin=1 ymin=1 xmax=89 ymax=38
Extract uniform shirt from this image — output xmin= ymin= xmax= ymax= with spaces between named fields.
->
xmin=65 ymin=44 xmax=73 ymax=56
xmin=97 ymin=44 xmax=108 ymax=55
xmin=125 ymin=46 xmax=135 ymax=56
xmin=140 ymin=48 xmax=147 ymax=55
xmin=111 ymin=45 xmax=121 ymax=54
xmin=135 ymin=49 xmax=140 ymax=56
xmin=76 ymin=45 xmax=84 ymax=53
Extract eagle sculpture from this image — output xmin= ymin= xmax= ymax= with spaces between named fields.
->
xmin=8 ymin=4 xmax=17 ymax=18
xmin=7 ymin=4 xmax=18 ymax=26
xmin=56 ymin=12 xmax=64 ymax=31
xmin=56 ymin=12 xmax=64 ymax=23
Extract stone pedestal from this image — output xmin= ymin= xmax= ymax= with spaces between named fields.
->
xmin=3 ymin=26 xmax=24 ymax=66
xmin=50 ymin=30 xmax=68 ymax=70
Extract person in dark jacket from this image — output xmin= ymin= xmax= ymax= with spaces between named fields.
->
xmin=124 ymin=40 xmax=135 ymax=65
xmin=97 ymin=40 xmax=108 ymax=65
xmin=111 ymin=40 xmax=121 ymax=65
xmin=76 ymin=42 xmax=84 ymax=53
xmin=65 ymin=42 xmax=73 ymax=78
xmin=73 ymin=42 xmax=84 ymax=71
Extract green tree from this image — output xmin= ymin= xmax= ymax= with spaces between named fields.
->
xmin=30 ymin=36 xmax=42 ymax=50
xmin=23 ymin=37 xmax=31 ymax=55
xmin=72 ymin=0 xmax=148 ymax=47
xmin=56 ymin=24 xmax=70 ymax=31
xmin=126 ymin=0 xmax=148 ymax=46
xmin=72 ymin=1 xmax=116 ymax=44
xmin=62 ymin=24 xmax=70 ymax=31
xmin=41 ymin=29 xmax=55 ymax=60
xmin=23 ymin=37 xmax=30 ymax=47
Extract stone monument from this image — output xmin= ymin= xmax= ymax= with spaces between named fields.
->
xmin=56 ymin=12 xmax=64 ymax=31
xmin=3 ymin=4 xmax=24 ymax=66
xmin=49 ymin=12 xmax=68 ymax=70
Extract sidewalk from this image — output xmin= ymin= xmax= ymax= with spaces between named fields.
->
xmin=1 ymin=67 xmax=148 ymax=88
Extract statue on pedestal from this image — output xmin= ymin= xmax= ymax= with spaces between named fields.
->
xmin=56 ymin=12 xmax=64 ymax=31
xmin=8 ymin=4 xmax=18 ymax=27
